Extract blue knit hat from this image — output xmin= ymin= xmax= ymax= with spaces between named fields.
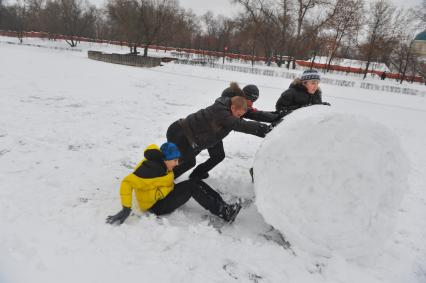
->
xmin=301 ymin=69 xmax=320 ymax=81
xmin=160 ymin=142 xmax=181 ymax=160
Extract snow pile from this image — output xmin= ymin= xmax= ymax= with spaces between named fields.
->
xmin=253 ymin=106 xmax=409 ymax=260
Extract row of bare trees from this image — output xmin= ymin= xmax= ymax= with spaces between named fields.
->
xmin=0 ymin=0 xmax=97 ymax=45
xmin=0 ymin=0 xmax=425 ymax=79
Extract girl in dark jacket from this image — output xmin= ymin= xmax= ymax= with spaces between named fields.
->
xmin=275 ymin=69 xmax=330 ymax=112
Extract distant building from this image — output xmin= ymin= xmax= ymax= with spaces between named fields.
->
xmin=413 ymin=31 xmax=426 ymax=56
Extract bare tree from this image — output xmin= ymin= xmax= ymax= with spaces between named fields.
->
xmin=324 ymin=0 xmax=364 ymax=72
xmin=40 ymin=0 xmax=62 ymax=37
xmin=136 ymin=0 xmax=177 ymax=56
xmin=200 ymin=11 xmax=218 ymax=51
xmin=388 ymin=8 xmax=421 ymax=83
xmin=0 ymin=3 xmax=27 ymax=42
xmin=419 ymin=60 xmax=426 ymax=85
xmin=170 ymin=9 xmax=200 ymax=49
xmin=58 ymin=0 xmax=96 ymax=47
xmin=274 ymin=0 xmax=293 ymax=65
xmin=107 ymin=0 xmax=140 ymax=53
xmin=361 ymin=0 xmax=395 ymax=79
xmin=254 ymin=1 xmax=281 ymax=64
xmin=107 ymin=0 xmax=196 ymax=54
xmin=413 ymin=0 xmax=426 ymax=29
xmin=0 ymin=0 xmax=4 ymax=26
xmin=233 ymin=0 xmax=265 ymax=66
xmin=200 ymin=12 xmax=235 ymax=55
xmin=24 ymin=0 xmax=44 ymax=31
xmin=285 ymin=0 xmax=338 ymax=69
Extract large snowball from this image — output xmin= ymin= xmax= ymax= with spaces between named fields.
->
xmin=253 ymin=106 xmax=409 ymax=260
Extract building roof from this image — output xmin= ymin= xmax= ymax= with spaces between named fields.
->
xmin=415 ymin=31 xmax=426 ymax=41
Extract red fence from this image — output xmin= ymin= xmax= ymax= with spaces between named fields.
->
xmin=1 ymin=30 xmax=424 ymax=83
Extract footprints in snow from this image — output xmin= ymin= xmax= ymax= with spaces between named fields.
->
xmin=223 ymin=261 xmax=264 ymax=282
xmin=20 ymin=95 xmax=90 ymax=111
xmin=261 ymin=225 xmax=292 ymax=251
xmin=0 ymin=149 xmax=10 ymax=157
xmin=68 ymin=143 xmax=95 ymax=151
xmin=0 ymin=132 xmax=10 ymax=157
xmin=121 ymin=160 xmax=136 ymax=169
xmin=20 ymin=95 xmax=66 ymax=104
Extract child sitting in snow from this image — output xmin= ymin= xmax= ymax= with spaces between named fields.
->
xmin=106 ymin=142 xmax=241 ymax=225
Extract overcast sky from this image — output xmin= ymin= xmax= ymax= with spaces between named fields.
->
xmin=177 ymin=0 xmax=422 ymax=17
xmin=5 ymin=0 xmax=422 ymax=17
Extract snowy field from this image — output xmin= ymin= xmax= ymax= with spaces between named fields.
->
xmin=0 ymin=39 xmax=426 ymax=283
xmin=2 ymin=36 xmax=426 ymax=92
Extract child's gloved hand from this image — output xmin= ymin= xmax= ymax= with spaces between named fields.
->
xmin=271 ymin=118 xmax=283 ymax=128
xmin=278 ymin=109 xmax=292 ymax=118
xmin=106 ymin=207 xmax=131 ymax=225
xmin=257 ymin=124 xmax=273 ymax=137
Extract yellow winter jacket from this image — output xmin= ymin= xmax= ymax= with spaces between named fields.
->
xmin=120 ymin=144 xmax=174 ymax=211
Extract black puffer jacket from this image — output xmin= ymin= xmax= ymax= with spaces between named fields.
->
xmin=222 ymin=85 xmax=279 ymax=123
xmin=275 ymin=78 xmax=322 ymax=112
xmin=184 ymin=96 xmax=268 ymax=150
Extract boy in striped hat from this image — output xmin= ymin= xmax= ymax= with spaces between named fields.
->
xmin=275 ymin=69 xmax=330 ymax=112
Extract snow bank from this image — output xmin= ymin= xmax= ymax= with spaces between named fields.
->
xmin=253 ymin=106 xmax=409 ymax=260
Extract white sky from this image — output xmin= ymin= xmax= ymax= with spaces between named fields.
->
xmin=4 ymin=0 xmax=423 ymax=16
xmin=178 ymin=0 xmax=242 ymax=17
xmin=177 ymin=0 xmax=422 ymax=17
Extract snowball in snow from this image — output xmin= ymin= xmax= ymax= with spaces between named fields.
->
xmin=253 ymin=106 xmax=409 ymax=260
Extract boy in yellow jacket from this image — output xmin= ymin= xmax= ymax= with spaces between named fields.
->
xmin=106 ymin=142 xmax=241 ymax=225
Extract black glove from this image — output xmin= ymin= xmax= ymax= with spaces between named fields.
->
xmin=257 ymin=124 xmax=273 ymax=138
xmin=277 ymin=109 xmax=292 ymax=118
xmin=106 ymin=207 xmax=131 ymax=225
xmin=271 ymin=118 xmax=283 ymax=128
xmin=322 ymin=102 xmax=331 ymax=106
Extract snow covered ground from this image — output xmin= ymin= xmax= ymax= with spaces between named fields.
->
xmin=0 ymin=38 xmax=426 ymax=283
xmin=2 ymin=36 xmax=426 ymax=91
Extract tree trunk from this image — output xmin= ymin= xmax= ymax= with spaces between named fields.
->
xmin=400 ymin=48 xmax=411 ymax=84
xmin=310 ymin=51 xmax=317 ymax=69
xmin=251 ymin=40 xmax=256 ymax=68
xmin=65 ymin=37 xmax=77 ymax=47
xmin=363 ymin=61 xmax=371 ymax=80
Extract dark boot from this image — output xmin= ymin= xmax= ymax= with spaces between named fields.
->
xmin=219 ymin=202 xmax=242 ymax=223
xmin=189 ymin=180 xmax=241 ymax=222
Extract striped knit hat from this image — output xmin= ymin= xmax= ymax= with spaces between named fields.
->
xmin=301 ymin=69 xmax=320 ymax=81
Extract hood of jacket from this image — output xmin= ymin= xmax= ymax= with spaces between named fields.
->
xmin=221 ymin=82 xmax=245 ymax=98
xmin=133 ymin=144 xmax=167 ymax=178
xmin=290 ymin=78 xmax=322 ymax=95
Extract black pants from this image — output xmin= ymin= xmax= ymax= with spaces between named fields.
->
xmin=166 ymin=120 xmax=225 ymax=179
xmin=149 ymin=179 xmax=226 ymax=216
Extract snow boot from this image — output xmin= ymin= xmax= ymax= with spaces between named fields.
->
xmin=219 ymin=202 xmax=242 ymax=223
